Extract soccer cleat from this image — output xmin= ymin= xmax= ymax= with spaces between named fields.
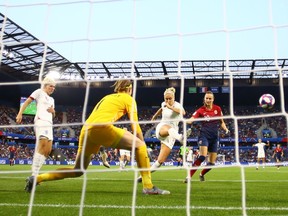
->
xmin=137 ymin=176 xmax=142 ymax=183
xmin=24 ymin=176 xmax=36 ymax=193
xmin=103 ymin=161 xmax=110 ymax=168
xmin=199 ymin=174 xmax=205 ymax=182
xmin=142 ymin=186 xmax=170 ymax=195
xmin=183 ymin=177 xmax=190 ymax=183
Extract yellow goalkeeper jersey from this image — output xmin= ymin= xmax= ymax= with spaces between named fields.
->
xmin=85 ymin=93 xmax=142 ymax=134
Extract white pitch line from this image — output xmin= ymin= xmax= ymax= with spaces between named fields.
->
xmin=0 ymin=203 xmax=288 ymax=211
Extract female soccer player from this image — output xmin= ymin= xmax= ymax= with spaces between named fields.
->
xmin=16 ymin=76 xmax=56 ymax=190
xmin=184 ymin=91 xmax=229 ymax=183
xmin=99 ymin=146 xmax=110 ymax=168
xmin=137 ymin=87 xmax=186 ymax=182
xmin=8 ymin=144 xmax=17 ymax=166
xmin=272 ymin=143 xmax=283 ymax=170
xmin=26 ymin=80 xmax=170 ymax=195
xmin=116 ymin=127 xmax=132 ymax=170
xmin=252 ymin=139 xmax=270 ymax=170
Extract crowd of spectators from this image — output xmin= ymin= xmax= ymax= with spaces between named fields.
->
xmin=1 ymin=104 xmax=287 ymax=140
xmin=1 ymin=140 xmax=287 ymax=164
xmin=0 ymin=104 xmax=287 ymax=164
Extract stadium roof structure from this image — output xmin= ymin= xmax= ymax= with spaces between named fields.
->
xmin=1 ymin=13 xmax=288 ymax=86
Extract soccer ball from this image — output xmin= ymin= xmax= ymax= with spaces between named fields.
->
xmin=259 ymin=94 xmax=275 ymax=109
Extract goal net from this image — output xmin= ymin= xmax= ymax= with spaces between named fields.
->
xmin=0 ymin=0 xmax=288 ymax=216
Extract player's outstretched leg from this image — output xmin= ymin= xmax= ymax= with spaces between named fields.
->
xmin=99 ymin=147 xmax=110 ymax=168
xmin=103 ymin=161 xmax=110 ymax=168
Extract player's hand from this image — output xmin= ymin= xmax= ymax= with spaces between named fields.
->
xmin=16 ymin=114 xmax=22 ymax=124
xmin=225 ymin=129 xmax=230 ymax=134
xmin=47 ymin=106 xmax=55 ymax=114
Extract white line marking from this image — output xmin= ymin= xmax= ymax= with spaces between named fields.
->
xmin=0 ymin=203 xmax=287 ymax=211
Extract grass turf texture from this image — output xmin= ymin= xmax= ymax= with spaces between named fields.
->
xmin=0 ymin=165 xmax=287 ymax=216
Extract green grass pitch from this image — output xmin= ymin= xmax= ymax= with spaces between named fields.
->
xmin=0 ymin=164 xmax=287 ymax=216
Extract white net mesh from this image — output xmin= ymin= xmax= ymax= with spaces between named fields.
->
xmin=1 ymin=0 xmax=288 ymax=216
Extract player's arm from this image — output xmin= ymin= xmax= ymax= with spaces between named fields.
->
xmin=165 ymin=103 xmax=186 ymax=116
xmin=127 ymin=98 xmax=145 ymax=142
xmin=186 ymin=109 xmax=200 ymax=124
xmin=16 ymin=97 xmax=33 ymax=123
xmin=220 ymin=119 xmax=229 ymax=134
xmin=151 ymin=108 xmax=162 ymax=121
xmin=219 ymin=110 xmax=229 ymax=134
xmin=131 ymin=113 xmax=145 ymax=141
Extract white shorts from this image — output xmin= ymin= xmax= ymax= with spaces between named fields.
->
xmin=257 ymin=153 xmax=265 ymax=158
xmin=120 ymin=149 xmax=130 ymax=157
xmin=155 ymin=123 xmax=176 ymax=149
xmin=34 ymin=119 xmax=53 ymax=141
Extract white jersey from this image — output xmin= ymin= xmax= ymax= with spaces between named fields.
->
xmin=255 ymin=142 xmax=266 ymax=158
xmin=155 ymin=101 xmax=184 ymax=149
xmin=30 ymin=89 xmax=55 ymax=124
xmin=160 ymin=101 xmax=184 ymax=129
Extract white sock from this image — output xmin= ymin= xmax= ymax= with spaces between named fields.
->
xmin=168 ymin=128 xmax=182 ymax=141
xmin=120 ymin=160 xmax=125 ymax=169
xmin=137 ymin=161 xmax=161 ymax=180
xmin=151 ymin=160 xmax=162 ymax=172
xmin=31 ymin=152 xmax=46 ymax=176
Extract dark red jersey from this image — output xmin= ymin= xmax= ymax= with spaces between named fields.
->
xmin=8 ymin=146 xmax=17 ymax=153
xmin=274 ymin=147 xmax=283 ymax=155
xmin=192 ymin=104 xmax=223 ymax=138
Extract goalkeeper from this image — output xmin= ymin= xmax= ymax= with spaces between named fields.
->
xmin=26 ymin=80 xmax=170 ymax=195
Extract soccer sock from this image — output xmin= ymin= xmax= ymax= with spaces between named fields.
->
xmin=120 ymin=160 xmax=125 ymax=169
xmin=151 ymin=160 xmax=162 ymax=172
xmin=135 ymin=145 xmax=153 ymax=189
xmin=31 ymin=152 xmax=46 ymax=176
xmin=168 ymin=128 xmax=182 ymax=141
xmin=189 ymin=155 xmax=206 ymax=178
xmin=200 ymin=162 xmax=215 ymax=176
xmin=37 ymin=168 xmax=81 ymax=183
